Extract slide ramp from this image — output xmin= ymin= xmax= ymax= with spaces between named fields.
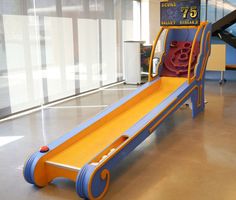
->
xmin=25 ymin=77 xmax=188 ymax=186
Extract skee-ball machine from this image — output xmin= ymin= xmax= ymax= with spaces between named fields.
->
xmin=24 ymin=1 xmax=212 ymax=199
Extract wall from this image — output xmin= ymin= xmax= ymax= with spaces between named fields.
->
xmin=205 ymin=0 xmax=236 ymax=66
xmin=212 ymin=37 xmax=236 ymax=66
xmin=141 ymin=0 xmax=163 ymax=44
xmin=149 ymin=0 xmax=161 ymax=43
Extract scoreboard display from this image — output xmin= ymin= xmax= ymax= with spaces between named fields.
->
xmin=160 ymin=0 xmax=200 ymax=26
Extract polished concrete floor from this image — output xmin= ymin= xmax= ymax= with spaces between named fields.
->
xmin=0 ymin=81 xmax=236 ymax=200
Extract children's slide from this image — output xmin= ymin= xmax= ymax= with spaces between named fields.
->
xmin=24 ymin=21 xmax=212 ymax=200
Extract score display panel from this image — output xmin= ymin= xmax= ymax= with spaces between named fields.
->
xmin=160 ymin=0 xmax=200 ymax=26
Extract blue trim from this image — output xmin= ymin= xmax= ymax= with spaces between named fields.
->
xmin=23 ymin=152 xmax=38 ymax=184
xmin=76 ymin=164 xmax=95 ymax=198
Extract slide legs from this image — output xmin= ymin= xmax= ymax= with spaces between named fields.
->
xmin=191 ymin=83 xmax=205 ymax=118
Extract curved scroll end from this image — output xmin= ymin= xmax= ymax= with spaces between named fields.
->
xmin=23 ymin=152 xmax=38 ymax=184
xmin=76 ymin=164 xmax=94 ymax=198
xmin=76 ymin=164 xmax=111 ymax=200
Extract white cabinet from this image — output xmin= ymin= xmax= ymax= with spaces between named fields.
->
xmin=206 ymin=44 xmax=226 ymax=84
xmin=124 ymin=41 xmax=145 ymax=84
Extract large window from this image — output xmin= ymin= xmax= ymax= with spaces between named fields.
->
xmin=202 ymin=0 xmax=236 ymax=23
xmin=0 ymin=0 xmax=141 ymax=118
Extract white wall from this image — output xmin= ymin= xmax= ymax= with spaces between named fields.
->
xmin=141 ymin=0 xmax=162 ymax=44
xmin=149 ymin=0 xmax=161 ymax=43
xmin=44 ymin=17 xmax=75 ymax=102
xmin=3 ymin=15 xmax=43 ymax=112
xmin=141 ymin=0 xmax=150 ymax=44
xmin=101 ymin=19 xmax=117 ymax=85
xmin=78 ymin=19 xmax=100 ymax=92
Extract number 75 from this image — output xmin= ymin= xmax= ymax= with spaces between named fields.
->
xmin=181 ymin=6 xmax=198 ymax=19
